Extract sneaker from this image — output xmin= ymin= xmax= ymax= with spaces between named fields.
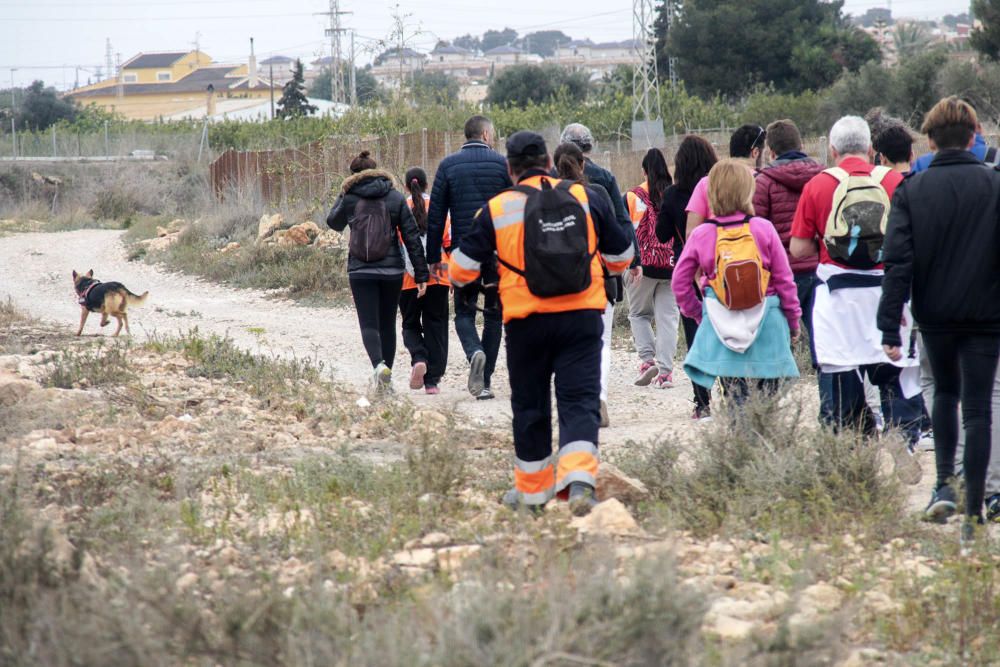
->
xmin=986 ymin=494 xmax=1000 ymax=523
xmin=923 ymin=484 xmax=957 ymax=524
xmin=884 ymin=433 xmax=922 ymax=486
xmin=692 ymin=405 xmax=712 ymax=422
xmin=567 ymin=482 xmax=598 ymax=517
xmin=373 ymin=362 xmax=392 ymax=393
xmin=599 ymin=400 xmax=610 ymax=428
xmin=633 ymin=360 xmax=657 ymax=386
xmin=960 ymin=516 xmax=985 ymax=554
xmin=501 ymin=488 xmax=545 ymax=515
xmin=468 ymin=350 xmax=486 ymax=396
xmin=425 ymin=385 xmax=440 ymax=395
xmin=409 ymin=361 xmax=427 ymax=390
xmin=476 ymin=387 xmax=495 ymax=400
xmin=652 ymin=372 xmax=674 ymax=389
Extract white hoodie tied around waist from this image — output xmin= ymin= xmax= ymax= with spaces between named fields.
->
xmin=812 ymin=263 xmax=921 ymax=397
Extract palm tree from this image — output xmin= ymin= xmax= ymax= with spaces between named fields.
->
xmin=892 ymin=22 xmax=935 ymax=59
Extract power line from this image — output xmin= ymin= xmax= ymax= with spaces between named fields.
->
xmin=0 ymin=11 xmax=317 ymax=21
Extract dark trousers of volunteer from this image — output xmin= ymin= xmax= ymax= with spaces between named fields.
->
xmin=795 ymin=272 xmax=817 ymax=366
xmin=720 ymin=378 xmax=781 ymax=406
xmin=819 ymin=364 xmax=922 ymax=443
xmin=922 ymin=332 xmax=1000 ymax=519
xmin=681 ymin=314 xmax=712 ymax=411
xmin=399 ymin=284 xmax=450 ymax=388
xmin=505 ymin=310 xmax=602 ymax=504
xmin=454 ymin=261 xmax=502 ymax=389
xmin=349 ymin=275 xmax=402 ymax=368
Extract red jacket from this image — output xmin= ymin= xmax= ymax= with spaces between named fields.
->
xmin=754 ymin=157 xmax=825 ymax=275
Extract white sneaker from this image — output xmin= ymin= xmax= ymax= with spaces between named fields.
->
xmin=373 ymin=362 xmax=392 ymax=392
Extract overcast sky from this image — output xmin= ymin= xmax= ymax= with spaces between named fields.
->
xmin=0 ymin=0 xmax=974 ymax=90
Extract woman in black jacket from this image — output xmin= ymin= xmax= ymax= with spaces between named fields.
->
xmin=655 ymin=135 xmax=718 ymax=420
xmin=327 ymin=151 xmax=429 ymax=392
xmin=879 ymin=97 xmax=1000 ymax=543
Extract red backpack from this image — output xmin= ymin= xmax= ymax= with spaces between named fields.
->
xmin=632 ymin=186 xmax=674 ymax=270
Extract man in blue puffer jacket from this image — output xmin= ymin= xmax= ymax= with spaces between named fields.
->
xmin=426 ymin=115 xmax=513 ymax=399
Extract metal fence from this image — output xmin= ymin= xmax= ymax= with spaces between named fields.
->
xmin=0 ymin=124 xmax=204 ymax=162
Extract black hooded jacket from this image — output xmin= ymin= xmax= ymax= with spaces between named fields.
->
xmin=327 ymin=169 xmax=429 ymax=282
xmin=878 ymin=150 xmax=1000 ymax=346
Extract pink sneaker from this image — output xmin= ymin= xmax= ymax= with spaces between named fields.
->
xmin=409 ymin=361 xmax=427 ymax=390
xmin=633 ymin=360 xmax=657 ymax=386
xmin=425 ymin=385 xmax=440 ymax=395
xmin=653 ymin=372 xmax=674 ymax=389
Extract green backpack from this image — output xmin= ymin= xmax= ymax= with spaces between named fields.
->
xmin=822 ymin=165 xmax=892 ymax=269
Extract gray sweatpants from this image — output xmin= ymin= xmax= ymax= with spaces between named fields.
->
xmin=920 ymin=336 xmax=1000 ymax=496
xmin=626 ymin=275 xmax=680 ymax=375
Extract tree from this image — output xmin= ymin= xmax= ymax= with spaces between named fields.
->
xmin=486 ymin=64 xmax=589 ymax=107
xmin=481 ymin=28 xmax=518 ymax=52
xmin=971 ymin=0 xmax=1000 ymax=60
xmin=310 ymin=66 xmax=384 ymax=105
xmin=15 ymin=81 xmax=77 ymax=131
xmin=276 ymin=60 xmax=317 ymax=119
xmin=892 ymin=22 xmax=935 ymax=59
xmin=453 ymin=33 xmax=481 ymax=51
xmin=409 ymin=71 xmax=460 ymax=105
xmin=659 ymin=0 xmax=880 ymax=98
xmin=856 ymin=8 xmax=893 ymax=28
xmin=519 ymin=30 xmax=571 ymax=57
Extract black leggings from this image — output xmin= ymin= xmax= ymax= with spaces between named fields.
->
xmin=349 ymin=275 xmax=403 ymax=369
xmin=681 ymin=314 xmax=711 ymax=410
xmin=922 ymin=332 xmax=1000 ymax=518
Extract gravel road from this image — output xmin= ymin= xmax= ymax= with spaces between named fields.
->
xmin=0 ymin=229 xmax=698 ymax=451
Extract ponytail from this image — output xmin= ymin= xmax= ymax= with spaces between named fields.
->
xmin=553 ymin=142 xmax=587 ymax=184
xmin=404 ymin=167 xmax=428 ymax=233
xmin=641 ymin=148 xmax=672 ymax=209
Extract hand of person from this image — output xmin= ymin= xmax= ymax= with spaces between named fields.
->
xmin=883 ymin=345 xmax=902 ymax=362
xmin=790 ymin=328 xmax=801 ymax=345
xmin=629 ymin=266 xmax=642 ymax=279
xmin=428 ymin=262 xmax=442 ymax=278
xmin=416 ymin=282 xmax=427 ymax=298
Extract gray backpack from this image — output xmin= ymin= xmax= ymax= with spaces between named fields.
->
xmin=349 ymin=198 xmax=393 ymax=262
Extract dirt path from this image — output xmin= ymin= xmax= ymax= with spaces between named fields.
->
xmin=0 ymin=229 xmax=696 ymax=452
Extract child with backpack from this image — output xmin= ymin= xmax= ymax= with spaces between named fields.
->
xmin=672 ymin=159 xmax=801 ymax=404
xmin=625 ymin=148 xmax=681 ymax=389
xmin=327 ymin=151 xmax=429 ymax=392
xmin=400 ymin=167 xmax=451 ymax=394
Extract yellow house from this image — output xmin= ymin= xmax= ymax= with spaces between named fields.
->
xmin=65 ymin=50 xmax=275 ymax=121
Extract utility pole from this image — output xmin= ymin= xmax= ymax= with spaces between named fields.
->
xmin=320 ymin=0 xmax=352 ymax=104
xmin=10 ymin=68 xmax=17 ymax=159
xmin=115 ymin=52 xmax=123 ymax=98
xmin=269 ymin=62 xmax=275 ymax=119
xmin=349 ymin=30 xmax=357 ymax=106
xmin=632 ymin=0 xmax=665 ymax=150
xmin=105 ymin=38 xmax=113 ymax=82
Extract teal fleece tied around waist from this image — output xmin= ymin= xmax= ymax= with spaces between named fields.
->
xmin=684 ymin=292 xmax=800 ymax=389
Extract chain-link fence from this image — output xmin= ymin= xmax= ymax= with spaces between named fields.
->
xmin=0 ymin=124 xmax=204 ymax=162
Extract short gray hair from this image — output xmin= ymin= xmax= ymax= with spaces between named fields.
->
xmin=829 ymin=116 xmax=871 ymax=156
xmin=560 ymin=123 xmax=594 ymax=153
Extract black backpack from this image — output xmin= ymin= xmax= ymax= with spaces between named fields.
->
xmin=349 ymin=198 xmax=394 ymax=262
xmin=499 ymin=179 xmax=594 ymax=297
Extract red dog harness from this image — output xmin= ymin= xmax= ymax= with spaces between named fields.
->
xmin=77 ymin=281 xmax=99 ymax=307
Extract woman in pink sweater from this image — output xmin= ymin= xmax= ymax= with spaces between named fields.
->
xmin=672 ymin=159 xmax=801 ymax=404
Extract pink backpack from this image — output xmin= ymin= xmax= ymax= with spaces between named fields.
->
xmin=632 ymin=186 xmax=674 ymax=270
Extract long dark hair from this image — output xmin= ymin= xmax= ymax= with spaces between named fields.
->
xmin=641 ymin=148 xmax=671 ymax=208
xmin=553 ymin=142 xmax=587 ymax=183
xmin=673 ymin=135 xmax=718 ymax=192
xmin=405 ymin=166 xmax=428 ymax=232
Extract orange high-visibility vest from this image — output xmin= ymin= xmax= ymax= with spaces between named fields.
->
xmin=624 ymin=180 xmax=649 ymax=229
xmin=490 ymin=175 xmax=609 ymax=323
xmin=402 ymin=194 xmax=450 ymax=290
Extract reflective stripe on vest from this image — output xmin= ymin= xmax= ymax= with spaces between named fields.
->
xmin=489 ymin=175 xmax=607 ymax=322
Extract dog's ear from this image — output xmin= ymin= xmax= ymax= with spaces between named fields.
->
xmin=86 ymin=269 xmax=93 ymax=278
xmin=72 ymin=270 xmax=78 ymax=279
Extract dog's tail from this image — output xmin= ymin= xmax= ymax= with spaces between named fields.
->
xmin=125 ymin=289 xmax=149 ymax=307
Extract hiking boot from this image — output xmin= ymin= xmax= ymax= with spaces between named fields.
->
xmin=424 ymin=385 xmax=440 ymax=395
xmin=923 ymin=484 xmax=958 ymax=524
xmin=986 ymin=494 xmax=1000 ymax=523
xmin=633 ymin=360 xmax=657 ymax=386
xmin=960 ymin=516 xmax=985 ymax=554
xmin=885 ymin=433 xmax=922 ymax=486
xmin=476 ymin=387 xmax=495 ymax=400
xmin=567 ymin=482 xmax=598 ymax=517
xmin=652 ymin=372 xmax=674 ymax=389
xmin=500 ymin=488 xmax=545 ymax=515
xmin=692 ymin=405 xmax=712 ymax=422
xmin=409 ymin=361 xmax=427 ymax=390
xmin=599 ymin=400 xmax=610 ymax=428
xmin=373 ymin=362 xmax=392 ymax=393
xmin=468 ymin=350 xmax=486 ymax=396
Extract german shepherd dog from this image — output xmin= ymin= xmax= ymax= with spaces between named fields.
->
xmin=72 ymin=270 xmax=148 ymax=336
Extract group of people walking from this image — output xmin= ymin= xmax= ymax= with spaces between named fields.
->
xmin=328 ymin=101 xmax=1000 ymax=537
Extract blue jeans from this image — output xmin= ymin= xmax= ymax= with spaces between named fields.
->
xmin=454 ymin=283 xmax=502 ymax=389
xmin=819 ymin=363 xmax=922 ymax=444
